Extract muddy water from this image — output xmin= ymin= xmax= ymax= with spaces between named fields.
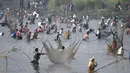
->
xmin=0 ymin=20 xmax=130 ymax=73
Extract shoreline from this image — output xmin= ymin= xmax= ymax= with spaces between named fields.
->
xmin=37 ymin=9 xmax=130 ymax=19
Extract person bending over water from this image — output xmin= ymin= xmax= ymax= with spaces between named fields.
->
xmin=31 ymin=48 xmax=46 ymax=65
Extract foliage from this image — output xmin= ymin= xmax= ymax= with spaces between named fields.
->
xmin=47 ymin=0 xmax=72 ymax=10
xmin=46 ymin=0 xmax=130 ymax=10
xmin=47 ymin=0 xmax=58 ymax=10
xmin=72 ymin=0 xmax=119 ymax=10
xmin=73 ymin=0 xmax=86 ymax=10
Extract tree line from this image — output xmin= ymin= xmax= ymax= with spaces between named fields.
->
xmin=45 ymin=0 xmax=130 ymax=10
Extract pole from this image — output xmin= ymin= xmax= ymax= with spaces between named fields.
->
xmin=41 ymin=40 xmax=47 ymax=53
xmin=98 ymin=10 xmax=100 ymax=20
xmin=85 ymin=0 xmax=86 ymax=11
xmin=5 ymin=56 xmax=8 ymax=73
xmin=94 ymin=57 xmax=125 ymax=72
xmin=66 ymin=5 xmax=68 ymax=18
xmin=72 ymin=0 xmax=74 ymax=6
xmin=120 ymin=24 xmax=125 ymax=46
xmin=123 ymin=58 xmax=127 ymax=72
xmin=66 ymin=6 xmax=67 ymax=18
xmin=22 ymin=52 xmax=31 ymax=62
xmin=72 ymin=0 xmax=74 ymax=13
xmin=129 ymin=52 xmax=130 ymax=60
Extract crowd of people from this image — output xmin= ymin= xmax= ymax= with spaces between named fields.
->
xmin=0 ymin=1 xmax=130 ymax=72
xmin=115 ymin=1 xmax=130 ymax=11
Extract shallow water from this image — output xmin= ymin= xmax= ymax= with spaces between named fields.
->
xmin=0 ymin=20 xmax=130 ymax=73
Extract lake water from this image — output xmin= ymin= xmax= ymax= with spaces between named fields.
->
xmin=0 ymin=20 xmax=130 ymax=73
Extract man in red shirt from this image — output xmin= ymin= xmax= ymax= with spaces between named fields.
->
xmin=125 ymin=2 xmax=129 ymax=10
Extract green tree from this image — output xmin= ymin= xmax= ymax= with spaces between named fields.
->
xmin=73 ymin=0 xmax=86 ymax=10
xmin=120 ymin=0 xmax=130 ymax=4
xmin=46 ymin=0 xmax=130 ymax=11
xmin=47 ymin=0 xmax=58 ymax=10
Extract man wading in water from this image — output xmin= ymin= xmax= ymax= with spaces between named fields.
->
xmin=88 ymin=57 xmax=97 ymax=73
xmin=31 ymin=48 xmax=46 ymax=65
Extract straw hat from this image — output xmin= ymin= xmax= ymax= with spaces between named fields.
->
xmin=90 ymin=57 xmax=95 ymax=61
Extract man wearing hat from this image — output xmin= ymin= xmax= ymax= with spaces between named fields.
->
xmin=88 ymin=57 xmax=97 ymax=73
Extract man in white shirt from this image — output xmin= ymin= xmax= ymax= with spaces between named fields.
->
xmin=38 ymin=21 xmax=43 ymax=28
xmin=73 ymin=14 xmax=76 ymax=19
xmin=105 ymin=18 xmax=111 ymax=25
xmin=86 ymin=15 xmax=89 ymax=22
xmin=0 ymin=33 xmax=4 ymax=36
xmin=59 ymin=28 xmax=63 ymax=35
xmin=117 ymin=46 xmax=124 ymax=56
xmin=96 ymin=29 xmax=101 ymax=39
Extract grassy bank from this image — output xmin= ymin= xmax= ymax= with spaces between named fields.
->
xmin=38 ymin=8 xmax=130 ymax=19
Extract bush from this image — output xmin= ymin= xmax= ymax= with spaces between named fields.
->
xmin=47 ymin=0 xmax=72 ymax=10
xmin=47 ymin=0 xmax=58 ymax=10
xmin=73 ymin=0 xmax=110 ymax=10
xmin=73 ymin=0 xmax=86 ymax=10
xmin=47 ymin=0 xmax=130 ymax=11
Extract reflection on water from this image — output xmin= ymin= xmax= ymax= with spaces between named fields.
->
xmin=94 ymin=71 xmax=98 ymax=73
xmin=48 ymin=64 xmax=72 ymax=73
xmin=32 ymin=63 xmax=72 ymax=73
xmin=32 ymin=64 xmax=40 ymax=73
